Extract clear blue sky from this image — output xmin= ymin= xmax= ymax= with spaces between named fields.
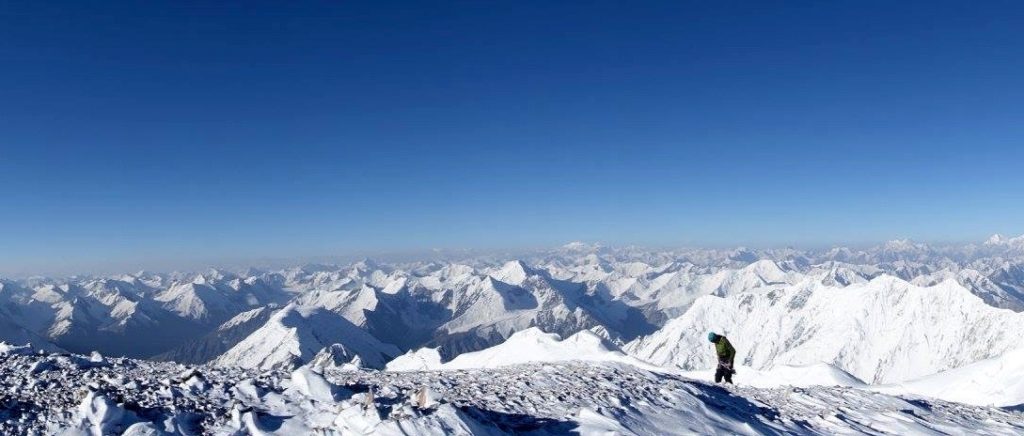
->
xmin=2 ymin=1 xmax=1023 ymax=274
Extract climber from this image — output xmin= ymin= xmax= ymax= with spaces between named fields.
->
xmin=707 ymin=332 xmax=736 ymax=384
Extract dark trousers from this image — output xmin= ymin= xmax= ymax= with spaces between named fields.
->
xmin=715 ymin=364 xmax=734 ymax=384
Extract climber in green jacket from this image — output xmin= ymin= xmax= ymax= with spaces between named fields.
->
xmin=707 ymin=332 xmax=736 ymax=384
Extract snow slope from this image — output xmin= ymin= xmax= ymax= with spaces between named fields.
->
xmin=431 ymin=327 xmax=659 ymax=370
xmin=156 ymin=306 xmax=276 ymax=364
xmin=681 ymin=362 xmax=866 ymax=389
xmin=626 ymin=276 xmax=1024 ymax=383
xmin=0 ymin=316 xmax=62 ymax=353
xmin=876 ymin=348 xmax=1024 ymax=407
xmin=386 ymin=347 xmax=444 ymax=371
xmin=385 ymin=327 xmax=657 ymax=372
xmin=212 ymin=304 xmax=401 ymax=370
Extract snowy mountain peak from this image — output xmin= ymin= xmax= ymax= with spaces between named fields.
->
xmin=562 ymin=241 xmax=600 ymax=251
xmin=385 ymin=347 xmax=444 ymax=372
xmin=491 ymin=260 xmax=534 ymax=285
xmin=985 ymin=233 xmax=1024 ymax=247
xmin=742 ymin=259 xmax=787 ymax=279
xmin=883 ymin=238 xmax=918 ymax=250
xmin=213 ymin=304 xmax=400 ymax=370
xmin=986 ymin=234 xmax=1007 ymax=245
xmin=503 ymin=326 xmax=556 ymax=342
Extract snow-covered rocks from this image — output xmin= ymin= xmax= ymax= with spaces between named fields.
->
xmin=229 ymin=406 xmax=277 ymax=436
xmin=289 ymin=366 xmax=343 ymax=402
xmin=63 ymin=390 xmax=131 ymax=436
xmin=88 ymin=351 xmax=105 ymax=363
xmin=308 ymin=343 xmax=363 ymax=372
xmin=79 ymin=391 xmax=124 ymax=430
xmin=333 ymin=395 xmax=384 ymax=434
xmin=0 ymin=341 xmax=35 ymax=355
xmin=0 ymin=348 xmax=1018 ymax=435
xmin=178 ymin=369 xmax=210 ymax=395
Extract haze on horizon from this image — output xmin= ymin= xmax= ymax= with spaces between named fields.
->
xmin=5 ymin=235 xmax=1022 ymax=279
xmin=3 ymin=1 xmax=1023 ymax=275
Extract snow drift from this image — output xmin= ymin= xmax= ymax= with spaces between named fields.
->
xmin=877 ymin=348 xmax=1024 ymax=407
xmin=388 ymin=327 xmax=660 ymax=371
xmin=681 ymin=362 xmax=866 ymax=389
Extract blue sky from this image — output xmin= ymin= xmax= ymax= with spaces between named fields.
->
xmin=2 ymin=1 xmax=1023 ymax=274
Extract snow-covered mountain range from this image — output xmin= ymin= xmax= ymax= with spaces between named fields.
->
xmin=3 ymin=236 xmax=1023 ymax=369
xmin=2 ymin=235 xmax=1024 ymax=433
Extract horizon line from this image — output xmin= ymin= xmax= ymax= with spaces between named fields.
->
xmin=3 ymin=232 xmax=1021 ymax=279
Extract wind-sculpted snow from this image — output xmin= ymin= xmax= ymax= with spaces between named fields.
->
xmin=0 ymin=347 xmax=1019 ymax=436
xmin=626 ymin=276 xmax=1024 ymax=384
xmin=0 ymin=348 xmax=1021 ymax=435
xmin=681 ymin=363 xmax=867 ymax=389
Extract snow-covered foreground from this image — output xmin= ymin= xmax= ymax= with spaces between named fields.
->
xmin=1 ymin=347 xmax=1022 ymax=435
xmin=875 ymin=348 xmax=1024 ymax=407
xmin=680 ymin=363 xmax=867 ymax=389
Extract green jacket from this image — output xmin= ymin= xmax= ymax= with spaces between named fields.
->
xmin=714 ymin=336 xmax=736 ymax=364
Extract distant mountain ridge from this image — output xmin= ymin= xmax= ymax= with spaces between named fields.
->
xmin=0 ymin=235 xmax=1022 ymax=378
